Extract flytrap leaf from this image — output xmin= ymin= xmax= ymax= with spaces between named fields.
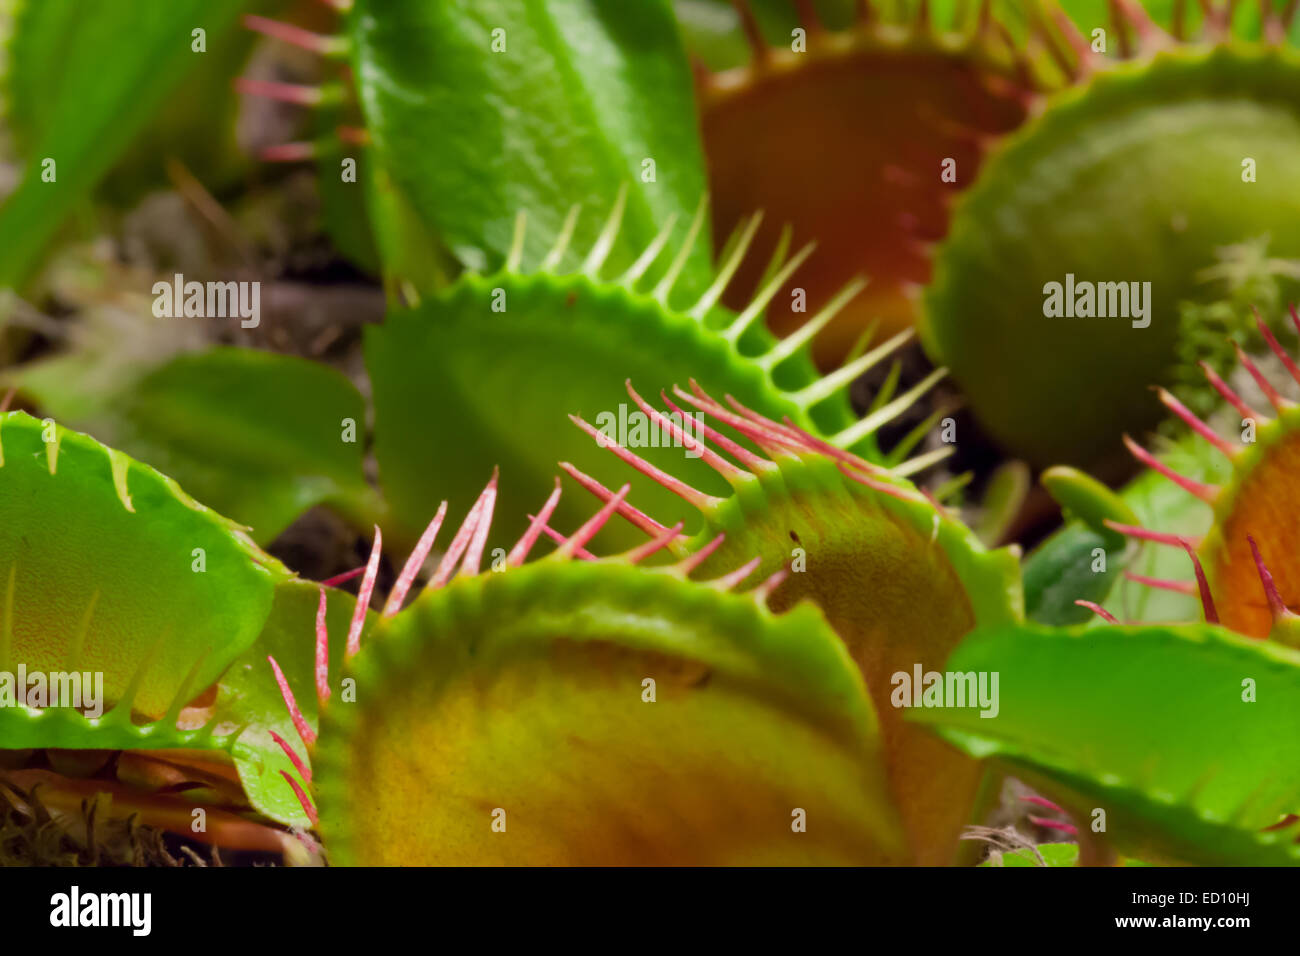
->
xmin=913 ymin=621 xmax=1300 ymax=865
xmin=0 ymin=411 xmax=287 ymax=748
xmin=922 ymin=43 xmax=1300 ymax=468
xmin=363 ymin=209 xmax=920 ymax=549
xmin=11 ymin=346 xmax=376 ymax=544
xmin=0 ymin=0 xmax=249 ymax=287
xmin=559 ymin=380 xmax=1021 ymax=864
xmin=246 ymin=473 xmax=907 ymax=863
xmin=312 ymin=559 xmax=907 ymax=865
xmin=343 ymin=0 xmax=711 ymax=294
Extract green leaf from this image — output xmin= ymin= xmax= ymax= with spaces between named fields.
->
xmin=914 ymin=620 xmax=1300 ymax=865
xmin=0 ymin=0 xmax=248 ymax=287
xmin=0 ymin=411 xmax=287 ymax=746
xmin=313 ymin=559 xmax=908 ymax=864
xmin=11 ymin=346 xmax=376 ymax=544
xmin=364 ymin=269 xmax=860 ymax=550
xmin=347 ymin=0 xmax=711 ymax=294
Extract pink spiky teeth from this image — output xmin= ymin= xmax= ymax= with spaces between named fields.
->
xmin=1180 ymin=538 xmax=1219 ymax=625
xmin=345 ymin=526 xmax=383 ymax=661
xmin=568 ymin=377 xmax=923 ymax=549
xmin=1122 ymin=571 xmax=1198 ymax=596
xmin=1248 ymin=534 xmax=1295 ymax=625
xmin=624 ymin=381 xmax=745 ymax=481
xmin=1153 ymin=387 xmax=1237 ymax=458
xmin=508 ymin=479 xmax=562 ymax=568
xmin=558 ymin=378 xmax=947 ymax=593
xmin=568 ymin=413 xmax=722 ymax=511
xmin=1021 ymin=794 xmax=1079 ymax=837
xmin=278 ymin=769 xmax=319 ymax=828
xmin=1254 ymin=305 xmax=1300 ymax=388
xmin=1105 ymin=520 xmax=1201 ymax=550
xmin=623 ymin=522 xmax=687 ymax=565
xmin=383 ymin=503 xmax=448 ymax=617
xmin=1122 ymin=435 xmax=1220 ymax=504
xmin=1234 ymin=342 xmax=1290 ymax=413
xmin=269 ymin=730 xmax=312 ymax=787
xmin=558 ymin=462 xmax=677 ymax=541
xmin=1103 ymin=524 xmax=1298 ymax=635
xmin=315 ymin=588 xmax=331 ymax=705
xmin=267 ymin=655 xmax=316 ymax=749
xmin=238 ymin=11 xmax=368 ymax=164
xmin=1027 ymin=815 xmax=1079 ymax=837
xmin=265 ymin=465 xmax=780 ymax=830
xmin=551 ymin=484 xmax=629 ymax=559
xmin=1199 ymin=360 xmax=1262 ymax=422
xmin=320 ymin=566 xmax=365 ymax=588
xmin=534 ymin=521 xmax=597 ymax=561
xmin=1074 ymin=600 xmax=1119 ymax=625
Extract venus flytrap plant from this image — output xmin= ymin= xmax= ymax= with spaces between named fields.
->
xmin=266 ymin=471 xmax=909 ymax=865
xmin=0 ymin=409 xmax=285 ymax=741
xmin=0 ymin=408 xmax=299 ymax=848
xmin=922 ymin=5 xmax=1300 ymax=468
xmin=916 ymin=303 xmax=1300 ymax=866
xmin=18 ymin=0 xmax=1300 ymax=870
xmin=0 ymin=0 xmax=722 ymax=552
xmin=552 ymin=379 xmax=1022 ymax=864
